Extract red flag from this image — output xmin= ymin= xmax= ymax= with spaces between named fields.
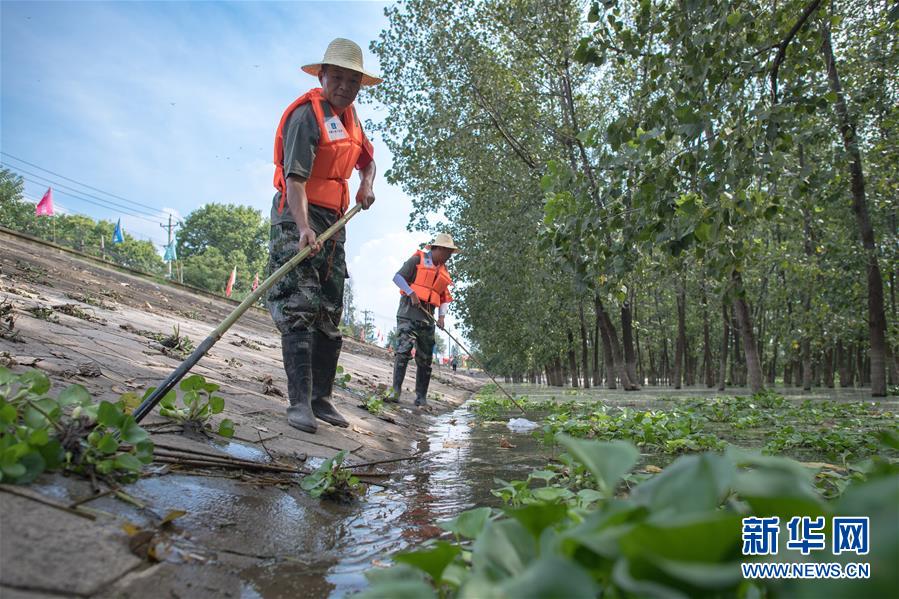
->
xmin=252 ymin=272 xmax=259 ymax=291
xmin=225 ymin=266 xmax=236 ymax=297
xmin=35 ymin=188 xmax=54 ymax=216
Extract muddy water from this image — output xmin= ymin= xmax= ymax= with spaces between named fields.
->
xmin=32 ymin=404 xmax=550 ymax=598
xmin=320 ymin=404 xmax=549 ymax=595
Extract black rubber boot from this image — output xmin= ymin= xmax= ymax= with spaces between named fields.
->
xmin=414 ymin=358 xmax=432 ymax=407
xmin=311 ymin=333 xmax=349 ymax=428
xmin=388 ymin=356 xmax=409 ymax=402
xmin=282 ymin=331 xmax=317 ymax=433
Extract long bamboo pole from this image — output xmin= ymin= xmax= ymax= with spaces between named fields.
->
xmin=134 ymin=204 xmax=363 ymax=422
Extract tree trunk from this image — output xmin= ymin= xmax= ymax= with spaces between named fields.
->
xmin=578 ymin=303 xmax=591 ymax=389
xmin=717 ymin=301 xmax=730 ymax=391
xmin=837 ymin=341 xmax=849 ymax=388
xmin=674 ymin=282 xmax=686 ymax=389
xmin=729 ymin=314 xmax=740 ymax=386
xmin=596 ymin=295 xmax=616 ymax=389
xmin=597 ymin=297 xmax=637 ymax=390
xmin=702 ymin=288 xmax=714 ymax=387
xmin=592 ymin=313 xmax=601 ymax=387
xmin=567 ymin=329 xmax=579 ymax=388
xmin=824 ymin=346 xmax=835 ymax=388
xmin=856 ymin=344 xmax=867 ymax=387
xmin=801 ymin=163 xmax=814 ymax=393
xmin=768 ymin=337 xmax=779 ymax=386
xmin=821 ymin=25 xmax=887 ymax=396
xmin=634 ymin=297 xmax=645 ymax=385
xmin=621 ymin=301 xmax=640 ymax=388
xmin=732 ymin=273 xmax=765 ymax=393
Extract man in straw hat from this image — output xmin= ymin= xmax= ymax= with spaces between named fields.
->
xmin=388 ymin=233 xmax=460 ymax=407
xmin=266 ymin=38 xmax=382 ymax=434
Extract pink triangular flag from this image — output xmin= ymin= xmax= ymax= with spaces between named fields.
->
xmin=225 ymin=266 xmax=236 ymax=297
xmin=35 ymin=188 xmax=54 ymax=216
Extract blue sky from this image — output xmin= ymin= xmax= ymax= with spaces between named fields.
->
xmin=1 ymin=0 xmax=457 ymax=348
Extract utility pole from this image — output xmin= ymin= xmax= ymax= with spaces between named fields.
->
xmin=361 ymin=309 xmax=373 ymax=343
xmin=160 ymin=214 xmax=181 ymax=278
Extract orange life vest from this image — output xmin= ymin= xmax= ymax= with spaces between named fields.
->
xmin=401 ymin=250 xmax=453 ymax=307
xmin=273 ymin=88 xmax=364 ymax=214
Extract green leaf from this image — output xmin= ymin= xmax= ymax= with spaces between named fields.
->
xmin=0 ymin=403 xmax=17 ymax=425
xmin=506 ymin=503 xmax=569 ymax=539
xmin=134 ymin=440 xmax=155 ymax=463
xmin=157 ymin=389 xmax=177 ymax=409
xmin=15 ymin=451 xmax=47 ymax=484
xmin=96 ymin=401 xmax=124 ymax=427
xmin=180 ymin=374 xmax=207 ymax=392
xmin=113 ymin=453 xmax=143 ymax=472
xmin=729 ymin=450 xmax=824 ymax=518
xmin=58 ymin=384 xmax=90 ymax=406
xmin=577 ymin=488 xmax=605 ymax=506
xmin=694 ymin=222 xmax=712 ymax=243
xmin=1 ymin=460 xmax=26 ymax=478
xmin=499 ymin=554 xmax=600 ymax=598
xmin=23 ymin=406 xmax=49 ymax=429
xmin=557 ymin=436 xmax=638 ymax=494
xmin=528 ymin=469 xmax=557 ymax=483
xmin=118 ymin=416 xmax=150 ymax=444
xmin=531 ymin=486 xmax=575 ymax=502
xmin=471 ymin=519 xmax=537 ymax=580
xmin=631 ymin=453 xmax=734 ymax=515
xmin=20 ymin=370 xmax=51 ymax=395
xmin=97 ymin=433 xmax=120 ymax=454
xmin=28 ymin=427 xmax=49 ymax=446
xmin=217 ymin=419 xmax=235 ymax=438
xmin=209 ymin=395 xmax=225 ymax=414
xmin=439 ymin=507 xmax=492 ymax=539
xmin=619 ymin=511 xmax=743 ymax=563
xmin=394 ymin=541 xmax=461 ymax=582
xmin=726 ymin=11 xmax=741 ymax=27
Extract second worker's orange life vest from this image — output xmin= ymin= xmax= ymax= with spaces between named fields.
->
xmin=273 ymin=88 xmax=364 ymax=214
xmin=401 ymin=250 xmax=454 ymax=308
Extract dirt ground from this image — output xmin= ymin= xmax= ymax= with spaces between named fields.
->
xmin=0 ymin=228 xmax=482 ymax=597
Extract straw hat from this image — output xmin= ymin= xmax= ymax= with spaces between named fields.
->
xmin=429 ymin=233 xmax=460 ymax=252
xmin=301 ymin=38 xmax=383 ymax=86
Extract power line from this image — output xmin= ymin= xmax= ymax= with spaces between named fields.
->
xmin=1 ymin=151 xmax=161 ymax=213
xmin=3 ymin=163 xmax=162 ymax=219
xmin=10 ymin=172 xmax=162 ymax=225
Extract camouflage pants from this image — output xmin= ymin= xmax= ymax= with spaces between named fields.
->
xmin=266 ymin=221 xmax=345 ymax=338
xmin=394 ymin=317 xmax=436 ymax=371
